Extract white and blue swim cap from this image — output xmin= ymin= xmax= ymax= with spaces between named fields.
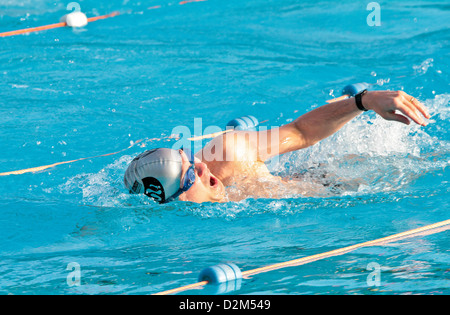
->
xmin=124 ymin=148 xmax=183 ymax=204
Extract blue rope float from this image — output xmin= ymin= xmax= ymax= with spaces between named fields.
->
xmin=341 ymin=82 xmax=371 ymax=97
xmin=327 ymin=82 xmax=374 ymax=103
xmin=198 ymin=263 xmax=243 ymax=294
xmin=226 ymin=115 xmax=259 ymax=131
xmin=198 ymin=263 xmax=242 ymax=284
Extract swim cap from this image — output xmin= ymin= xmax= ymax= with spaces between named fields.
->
xmin=124 ymin=148 xmax=182 ymax=204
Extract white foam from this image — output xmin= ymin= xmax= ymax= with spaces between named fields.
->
xmin=271 ymin=93 xmax=449 ymax=196
xmin=59 ymin=155 xmax=150 ymax=208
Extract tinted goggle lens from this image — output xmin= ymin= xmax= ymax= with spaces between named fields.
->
xmin=180 ymin=147 xmax=195 ymax=190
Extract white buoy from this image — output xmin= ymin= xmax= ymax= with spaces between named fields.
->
xmin=60 ymin=11 xmax=88 ymax=27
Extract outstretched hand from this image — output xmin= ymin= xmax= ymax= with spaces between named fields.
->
xmin=363 ymin=91 xmax=431 ymax=126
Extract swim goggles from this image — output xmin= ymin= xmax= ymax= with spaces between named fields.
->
xmin=164 ymin=147 xmax=196 ymax=203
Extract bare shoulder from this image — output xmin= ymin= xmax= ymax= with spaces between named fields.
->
xmin=197 ymin=131 xmax=263 ymax=184
xmin=201 ymin=130 xmax=259 ymax=162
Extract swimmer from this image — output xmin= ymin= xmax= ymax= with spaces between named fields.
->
xmin=124 ymin=90 xmax=430 ymax=203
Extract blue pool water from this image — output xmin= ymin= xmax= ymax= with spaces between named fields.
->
xmin=0 ymin=0 xmax=449 ymax=295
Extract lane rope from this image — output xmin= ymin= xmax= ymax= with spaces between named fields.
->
xmin=0 ymin=139 xmax=143 ymax=176
xmin=0 ymin=12 xmax=120 ymax=37
xmin=0 ymin=132 xmax=184 ymax=176
xmin=179 ymin=0 xmax=207 ymax=5
xmin=0 ymin=0 xmax=209 ymax=38
xmin=153 ymin=219 xmax=450 ymax=295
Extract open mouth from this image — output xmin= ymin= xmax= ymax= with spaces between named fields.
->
xmin=209 ymin=174 xmax=218 ymax=187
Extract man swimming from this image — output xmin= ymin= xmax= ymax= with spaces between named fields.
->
xmin=124 ymin=90 xmax=430 ymax=203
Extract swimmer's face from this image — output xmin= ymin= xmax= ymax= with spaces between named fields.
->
xmin=178 ymin=150 xmax=226 ymax=203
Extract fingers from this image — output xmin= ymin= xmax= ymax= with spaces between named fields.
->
xmin=396 ymin=102 xmax=426 ymax=126
xmin=414 ymin=100 xmax=431 ymax=119
xmin=398 ymin=91 xmax=431 ymax=125
xmin=369 ymin=90 xmax=431 ymax=126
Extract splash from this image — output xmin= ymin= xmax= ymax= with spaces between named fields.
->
xmin=413 ymin=58 xmax=434 ymax=75
xmin=272 ymin=93 xmax=449 ymax=196
xmin=58 ymin=155 xmax=150 ymax=208
xmin=59 ymin=94 xmax=449 ymax=218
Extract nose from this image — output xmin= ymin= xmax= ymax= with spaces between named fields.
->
xmin=195 ymin=162 xmax=208 ymax=178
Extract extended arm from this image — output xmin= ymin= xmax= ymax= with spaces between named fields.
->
xmin=257 ymin=90 xmax=430 ymax=161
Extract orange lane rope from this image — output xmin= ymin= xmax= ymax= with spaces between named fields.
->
xmin=0 ymin=0 xmax=207 ymax=38
xmin=0 ymin=139 xmax=143 ymax=176
xmin=85 ymin=11 xmax=120 ymax=23
xmin=179 ymin=0 xmax=207 ymax=5
xmin=187 ymin=129 xmax=233 ymax=141
xmin=154 ymin=219 xmax=450 ymax=295
xmin=326 ymin=95 xmax=349 ymax=103
xmin=0 ymin=11 xmax=120 ymax=38
xmin=0 ymin=22 xmax=67 ymax=37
